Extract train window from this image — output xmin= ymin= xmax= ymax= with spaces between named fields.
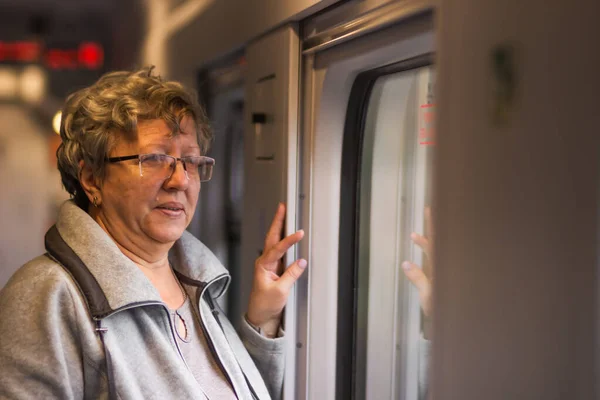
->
xmin=337 ymin=56 xmax=434 ymax=400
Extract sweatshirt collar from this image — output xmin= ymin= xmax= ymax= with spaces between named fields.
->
xmin=45 ymin=200 xmax=230 ymax=318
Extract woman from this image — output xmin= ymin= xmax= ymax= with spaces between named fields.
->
xmin=0 ymin=67 xmax=306 ymax=399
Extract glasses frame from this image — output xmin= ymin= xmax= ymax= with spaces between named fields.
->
xmin=106 ymin=153 xmax=215 ymax=182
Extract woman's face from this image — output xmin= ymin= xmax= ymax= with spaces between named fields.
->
xmin=97 ymin=116 xmax=201 ymax=252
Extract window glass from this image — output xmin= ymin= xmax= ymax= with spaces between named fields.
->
xmin=356 ymin=65 xmax=435 ymax=400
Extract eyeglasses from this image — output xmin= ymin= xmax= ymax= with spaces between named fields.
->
xmin=106 ymin=153 xmax=215 ymax=182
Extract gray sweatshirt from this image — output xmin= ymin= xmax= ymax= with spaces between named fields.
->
xmin=0 ymin=201 xmax=284 ymax=399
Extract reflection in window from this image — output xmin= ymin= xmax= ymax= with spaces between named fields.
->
xmin=355 ymin=65 xmax=435 ymax=400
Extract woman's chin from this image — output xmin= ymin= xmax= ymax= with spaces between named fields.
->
xmin=145 ymin=223 xmax=187 ymax=244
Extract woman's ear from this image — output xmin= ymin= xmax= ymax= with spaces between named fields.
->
xmin=78 ymin=160 xmax=102 ymax=207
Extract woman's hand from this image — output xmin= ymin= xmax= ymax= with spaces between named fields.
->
xmin=402 ymin=207 xmax=434 ymax=318
xmin=246 ymin=203 xmax=306 ymax=337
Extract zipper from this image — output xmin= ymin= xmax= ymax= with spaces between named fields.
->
xmin=90 ymin=275 xmax=250 ymax=398
xmin=196 ymin=277 xmax=246 ymax=398
xmin=92 ymin=301 xmax=164 ymax=320
xmin=204 ymin=295 xmax=259 ymax=400
xmin=47 ymin=253 xmax=200 ymax=397
xmin=196 ymin=289 xmax=237 ymax=385
xmin=93 ymin=273 xmax=228 ymax=372
xmin=94 ymin=301 xmax=197 ymax=385
xmin=197 ymin=275 xmax=261 ymax=400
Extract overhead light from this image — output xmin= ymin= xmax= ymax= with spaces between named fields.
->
xmin=19 ymin=65 xmax=46 ymax=105
xmin=0 ymin=67 xmax=18 ymax=99
xmin=52 ymin=111 xmax=62 ymax=135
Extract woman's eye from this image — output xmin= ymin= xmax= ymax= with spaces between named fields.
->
xmin=185 ymin=157 xmax=202 ymax=167
xmin=143 ymin=154 xmax=169 ymax=165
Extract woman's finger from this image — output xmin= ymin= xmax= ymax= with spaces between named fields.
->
xmin=277 ymin=258 xmax=308 ymax=292
xmin=402 ymin=261 xmax=433 ymax=316
xmin=264 ymin=203 xmax=286 ymax=250
xmin=401 ymin=261 xmax=430 ymax=296
xmin=410 ymin=232 xmax=431 ymax=259
xmin=260 ymin=230 xmax=305 ymax=267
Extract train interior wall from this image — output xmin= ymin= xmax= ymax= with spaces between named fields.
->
xmin=0 ymin=105 xmax=69 ymax=288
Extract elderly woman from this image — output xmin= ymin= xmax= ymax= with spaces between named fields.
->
xmin=0 ymin=67 xmax=306 ymax=399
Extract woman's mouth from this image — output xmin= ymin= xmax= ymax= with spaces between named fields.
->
xmin=156 ymin=203 xmax=185 ymax=217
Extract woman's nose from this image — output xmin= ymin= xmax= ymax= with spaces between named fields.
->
xmin=165 ymin=160 xmax=189 ymax=188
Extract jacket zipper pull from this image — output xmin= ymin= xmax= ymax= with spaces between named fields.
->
xmin=96 ymin=320 xmax=118 ymax=399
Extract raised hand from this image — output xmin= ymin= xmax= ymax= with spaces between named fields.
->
xmin=246 ymin=203 xmax=307 ymax=337
xmin=402 ymin=207 xmax=434 ymax=317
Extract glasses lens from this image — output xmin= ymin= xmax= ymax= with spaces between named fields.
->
xmin=140 ymin=154 xmax=174 ymax=179
xmin=199 ymin=159 xmax=214 ymax=182
xmin=184 ymin=156 xmax=214 ymax=182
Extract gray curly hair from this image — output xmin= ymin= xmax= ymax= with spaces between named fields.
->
xmin=56 ymin=66 xmax=212 ymax=210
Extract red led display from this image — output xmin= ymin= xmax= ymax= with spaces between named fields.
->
xmin=78 ymin=42 xmax=104 ymax=69
xmin=45 ymin=49 xmax=79 ymax=69
xmin=0 ymin=40 xmax=103 ymax=70
xmin=0 ymin=41 xmax=41 ymax=62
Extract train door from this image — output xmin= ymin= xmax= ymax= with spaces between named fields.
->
xmin=298 ymin=4 xmax=435 ymax=399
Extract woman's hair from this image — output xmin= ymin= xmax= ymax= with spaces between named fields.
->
xmin=56 ymin=66 xmax=212 ymax=210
